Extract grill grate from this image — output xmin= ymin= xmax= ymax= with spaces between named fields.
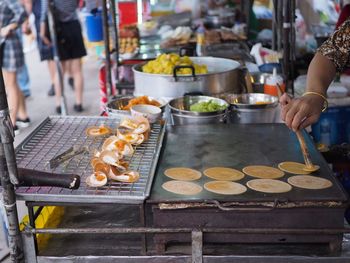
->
xmin=15 ymin=116 xmax=165 ymax=204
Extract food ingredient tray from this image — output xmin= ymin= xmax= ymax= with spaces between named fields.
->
xmin=15 ymin=116 xmax=165 ymax=204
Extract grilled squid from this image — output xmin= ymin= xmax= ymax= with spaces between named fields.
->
xmin=100 ymin=150 xmax=122 ymax=166
xmin=86 ymin=171 xmax=108 ymax=187
xmin=109 ymin=169 xmax=140 ymax=183
xmin=86 ymin=125 xmax=112 ymax=137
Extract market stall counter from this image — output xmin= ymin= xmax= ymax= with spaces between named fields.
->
xmin=9 ymin=119 xmax=350 ymax=262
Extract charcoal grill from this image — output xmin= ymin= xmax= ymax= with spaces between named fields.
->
xmin=15 ymin=116 xmax=165 ymax=203
xmin=147 ymin=124 xmax=349 ymax=255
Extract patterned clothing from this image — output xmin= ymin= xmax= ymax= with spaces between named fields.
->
xmin=0 ymin=0 xmax=27 ymax=72
xmin=41 ymin=0 xmax=79 ymax=23
xmin=33 ymin=0 xmax=53 ymax=61
xmin=40 ymin=0 xmax=86 ymax=61
xmin=318 ymin=18 xmax=350 ymax=72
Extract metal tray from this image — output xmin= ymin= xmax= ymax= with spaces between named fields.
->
xmin=15 ymin=116 xmax=165 ymax=204
xmin=149 ymin=124 xmax=348 ymax=206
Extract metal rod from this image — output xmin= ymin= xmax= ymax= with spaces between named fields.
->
xmin=0 ymin=145 xmax=24 ymax=262
xmin=27 ymin=227 xmax=350 ymax=235
xmin=192 ymin=230 xmax=203 ymax=263
xmin=27 ymin=206 xmax=39 ymax=255
xmin=272 ymin=0 xmax=277 ymax=50
xmin=140 ymin=203 xmax=147 ymax=255
xmin=102 ymin=0 xmax=113 ymax=96
xmin=0 ymin=41 xmax=24 ymax=262
xmin=109 ymin=0 xmax=119 ymax=89
xmin=277 ymin=0 xmax=283 ymax=51
xmin=282 ymin=0 xmax=291 ymax=90
xmin=290 ymin=0 xmax=296 ymax=95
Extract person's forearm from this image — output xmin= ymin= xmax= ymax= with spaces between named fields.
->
xmin=306 ymin=52 xmax=336 ymax=96
xmin=5 ymin=23 xmax=18 ymax=31
xmin=22 ymin=0 xmax=33 ymax=14
xmin=40 ymin=0 xmax=48 ymax=23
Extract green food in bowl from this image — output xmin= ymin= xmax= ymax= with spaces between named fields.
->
xmin=190 ymin=100 xmax=227 ymax=112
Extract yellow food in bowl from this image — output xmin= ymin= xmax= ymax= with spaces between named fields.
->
xmin=255 ymin=101 xmax=271 ymax=105
xmin=142 ymin=53 xmax=208 ymax=75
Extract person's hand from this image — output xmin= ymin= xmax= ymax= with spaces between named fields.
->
xmin=1 ymin=25 xmax=13 ymax=38
xmin=279 ymin=93 xmax=292 ymax=106
xmin=40 ymin=23 xmax=51 ymax=46
xmin=280 ymin=93 xmax=324 ymax=131
xmin=22 ymin=20 xmax=32 ymax=35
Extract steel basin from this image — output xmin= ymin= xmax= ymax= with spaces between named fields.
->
xmin=228 ymin=93 xmax=279 ymax=123
xmin=169 ymin=96 xmax=229 ymax=125
xmin=106 ymin=96 xmax=167 ymax=117
xmin=133 ymin=57 xmax=243 ymax=98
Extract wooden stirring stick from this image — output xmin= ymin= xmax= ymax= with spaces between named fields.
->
xmin=276 ymin=84 xmax=319 ymax=172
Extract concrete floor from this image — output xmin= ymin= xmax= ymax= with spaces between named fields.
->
xmin=0 ymin=45 xmax=102 ymax=261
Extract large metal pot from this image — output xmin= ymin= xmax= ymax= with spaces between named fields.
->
xmin=228 ymin=93 xmax=278 ymax=124
xmin=133 ymin=57 xmax=243 ymax=99
xmin=169 ymin=96 xmax=229 ymax=125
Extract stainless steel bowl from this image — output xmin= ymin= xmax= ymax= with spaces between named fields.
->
xmin=106 ymin=96 xmax=167 ymax=117
xmin=229 ymin=93 xmax=278 ymax=109
xmin=227 ymin=93 xmax=279 ymax=123
xmin=169 ymin=96 xmax=229 ymax=125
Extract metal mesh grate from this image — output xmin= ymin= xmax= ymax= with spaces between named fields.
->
xmin=15 ymin=116 xmax=165 ymax=204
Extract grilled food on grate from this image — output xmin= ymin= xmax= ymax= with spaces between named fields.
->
xmin=85 ymin=116 xmax=150 ymax=187
xmin=85 ymin=125 xmax=112 ymax=137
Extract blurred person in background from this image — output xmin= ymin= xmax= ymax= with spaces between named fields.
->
xmin=0 ymin=0 xmax=30 ymax=134
xmin=32 ymin=0 xmax=55 ymax=97
xmin=28 ymin=0 xmax=75 ymax=98
xmin=17 ymin=0 xmax=33 ymax=100
xmin=40 ymin=0 xmax=87 ymax=114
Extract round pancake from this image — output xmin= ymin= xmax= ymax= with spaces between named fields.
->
xmin=247 ymin=179 xmax=292 ymax=193
xmin=288 ymin=175 xmax=332 ymax=190
xmin=242 ymin=165 xmax=284 ymax=179
xmin=278 ymin=161 xmax=313 ymax=175
xmin=164 ymin=167 xmax=201 ymax=181
xmin=203 ymin=167 xmax=244 ymax=181
xmin=162 ymin=180 xmax=203 ymax=195
xmin=204 ymin=181 xmax=247 ymax=195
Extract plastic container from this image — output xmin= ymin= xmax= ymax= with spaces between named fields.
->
xmin=196 ymin=25 xmax=205 ymax=56
xmin=311 ymin=106 xmax=350 ymax=146
xmin=258 ymin=63 xmax=282 ymax=74
xmin=85 ymin=11 xmax=103 ymax=42
xmin=264 ymin=68 xmax=285 ymax=97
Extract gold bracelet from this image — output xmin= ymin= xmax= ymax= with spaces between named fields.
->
xmin=302 ymin=91 xmax=328 ymax=112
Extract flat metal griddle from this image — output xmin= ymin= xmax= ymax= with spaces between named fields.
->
xmin=149 ymin=124 xmax=348 ymax=205
xmin=15 ymin=116 xmax=165 ymax=204
xmin=147 ymin=124 xmax=348 ymax=255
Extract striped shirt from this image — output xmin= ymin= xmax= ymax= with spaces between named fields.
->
xmin=40 ymin=0 xmax=79 ymax=23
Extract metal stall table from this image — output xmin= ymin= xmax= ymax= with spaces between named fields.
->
xmin=14 ymin=116 xmax=165 ymax=262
